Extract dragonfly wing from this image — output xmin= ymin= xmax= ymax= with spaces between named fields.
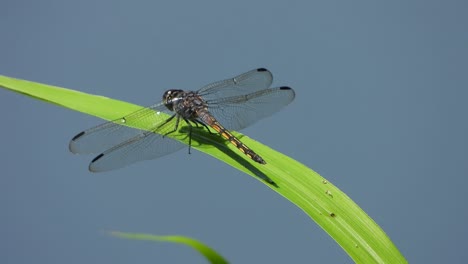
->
xmin=89 ymin=131 xmax=185 ymax=172
xmin=207 ymin=86 xmax=295 ymax=131
xmin=69 ymin=102 xmax=171 ymax=154
xmin=197 ymin=68 xmax=273 ymax=100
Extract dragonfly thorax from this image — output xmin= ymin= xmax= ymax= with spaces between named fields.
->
xmin=162 ymin=89 xmax=208 ymax=119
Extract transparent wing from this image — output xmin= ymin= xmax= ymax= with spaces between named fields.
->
xmin=69 ymin=102 xmax=171 ymax=154
xmin=88 ymin=131 xmax=185 ymax=172
xmin=197 ymin=68 xmax=295 ymax=130
xmin=206 ymin=86 xmax=295 ymax=131
xmin=197 ymin=68 xmax=273 ymax=101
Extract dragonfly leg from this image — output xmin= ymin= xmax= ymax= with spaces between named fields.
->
xmin=183 ymin=119 xmax=195 ymax=154
xmin=188 ymin=123 xmax=192 ymax=154
xmin=161 ymin=115 xmax=180 ymax=137
xmin=193 ymin=120 xmax=213 ymax=134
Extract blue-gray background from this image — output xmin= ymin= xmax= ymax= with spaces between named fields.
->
xmin=1 ymin=1 xmax=467 ymax=263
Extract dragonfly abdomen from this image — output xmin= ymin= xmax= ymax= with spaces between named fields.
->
xmin=198 ymin=112 xmax=266 ymax=164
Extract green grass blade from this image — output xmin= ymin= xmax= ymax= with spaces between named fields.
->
xmin=0 ymin=75 xmax=407 ymax=263
xmin=109 ymin=231 xmax=228 ymax=264
xmin=0 ymin=75 xmax=141 ymax=119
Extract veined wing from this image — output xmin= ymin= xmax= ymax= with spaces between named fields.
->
xmin=88 ymin=130 xmax=185 ymax=172
xmin=69 ymin=102 xmax=171 ymax=154
xmin=197 ymin=68 xmax=273 ymax=101
xmin=206 ymin=86 xmax=295 ymax=131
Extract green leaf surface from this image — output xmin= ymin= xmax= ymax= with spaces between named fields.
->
xmin=109 ymin=231 xmax=228 ymax=264
xmin=0 ymin=75 xmax=407 ymax=263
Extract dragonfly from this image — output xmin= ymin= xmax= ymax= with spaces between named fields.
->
xmin=69 ymin=68 xmax=295 ymax=173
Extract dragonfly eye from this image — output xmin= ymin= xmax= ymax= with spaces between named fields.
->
xmin=163 ymin=89 xmax=183 ymax=111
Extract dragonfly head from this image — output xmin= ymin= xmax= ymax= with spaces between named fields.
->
xmin=163 ymin=89 xmax=184 ymax=111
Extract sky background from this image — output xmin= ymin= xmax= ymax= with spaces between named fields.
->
xmin=1 ymin=0 xmax=467 ymax=263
